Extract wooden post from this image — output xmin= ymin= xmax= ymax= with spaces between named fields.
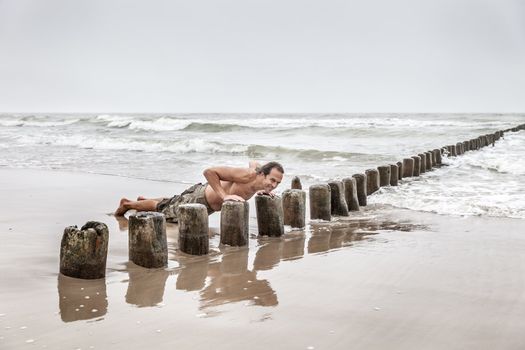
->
xmin=220 ymin=201 xmax=249 ymax=246
xmin=282 ymin=189 xmax=306 ymax=228
xmin=456 ymin=142 xmax=463 ymax=155
xmin=449 ymin=145 xmax=457 ymax=156
xmin=60 ymin=221 xmax=109 ymax=279
xmin=412 ymin=156 xmax=421 ymax=176
xmin=329 ymin=181 xmax=349 ymax=216
xmin=291 ymin=176 xmax=302 ymax=190
xmin=128 ymin=212 xmax=168 ymax=267
xmin=417 ymin=154 xmax=426 ymax=173
xmin=396 ymin=161 xmax=403 ymax=180
xmin=389 ymin=164 xmax=399 ymax=186
xmin=402 ymin=158 xmax=414 ymax=177
xmin=178 ymin=204 xmax=209 ymax=255
xmin=365 ymin=169 xmax=380 ymax=195
xmin=255 ymin=194 xmax=285 ymax=236
xmin=352 ymin=174 xmax=367 ymax=207
xmin=433 ymin=149 xmax=442 ymax=165
xmin=309 ymin=184 xmax=331 ymax=221
xmin=425 ymin=152 xmax=432 ymax=170
xmin=377 ymin=165 xmax=391 ymax=187
xmin=342 ymin=177 xmax=360 ymax=211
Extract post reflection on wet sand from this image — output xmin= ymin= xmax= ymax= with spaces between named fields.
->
xmin=198 ymin=247 xmax=278 ymax=309
xmin=281 ymin=232 xmax=306 ymax=261
xmin=176 ymin=255 xmax=212 ymax=292
xmin=57 ymin=274 xmax=108 ymax=322
xmin=125 ymin=262 xmax=170 ymax=307
xmin=104 ymin=214 xmax=425 ymax=312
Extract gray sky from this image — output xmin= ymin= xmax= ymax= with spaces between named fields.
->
xmin=0 ymin=0 xmax=524 ymax=113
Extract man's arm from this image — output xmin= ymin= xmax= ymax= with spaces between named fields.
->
xmin=203 ymin=166 xmax=256 ymax=201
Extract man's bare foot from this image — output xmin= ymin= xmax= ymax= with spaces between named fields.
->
xmin=137 ymin=196 xmax=146 ymax=201
xmin=115 ymin=198 xmax=131 ymax=216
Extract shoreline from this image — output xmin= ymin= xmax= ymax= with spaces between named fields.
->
xmin=1 ymin=168 xmax=525 ymax=349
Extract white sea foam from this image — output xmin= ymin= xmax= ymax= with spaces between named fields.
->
xmin=89 ymin=114 xmax=519 ymax=132
xmin=370 ymin=132 xmax=525 ymax=218
xmin=19 ymin=134 xmax=250 ymax=155
xmin=0 ymin=116 xmax=80 ymax=127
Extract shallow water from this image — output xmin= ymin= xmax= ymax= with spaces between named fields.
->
xmin=1 ymin=113 xmax=524 ymax=218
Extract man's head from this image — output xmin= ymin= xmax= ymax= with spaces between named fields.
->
xmin=256 ymin=161 xmax=284 ymax=192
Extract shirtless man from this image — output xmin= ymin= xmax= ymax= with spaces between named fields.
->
xmin=115 ymin=161 xmax=284 ymax=222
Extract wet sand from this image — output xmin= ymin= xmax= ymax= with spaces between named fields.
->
xmin=1 ymin=168 xmax=525 ymax=349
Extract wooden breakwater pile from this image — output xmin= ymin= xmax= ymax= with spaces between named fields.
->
xmin=59 ymin=124 xmax=524 ymax=278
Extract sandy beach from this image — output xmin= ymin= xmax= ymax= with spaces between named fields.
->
xmin=1 ymin=168 xmax=525 ymax=349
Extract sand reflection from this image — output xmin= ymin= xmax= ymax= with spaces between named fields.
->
xmin=198 ymin=247 xmax=278 ymax=309
xmin=125 ymin=262 xmax=170 ymax=307
xmin=57 ymin=274 xmax=108 ymax=322
xmin=108 ymin=214 xmax=423 ymax=312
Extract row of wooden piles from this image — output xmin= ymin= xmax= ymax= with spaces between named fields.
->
xmin=59 ymin=124 xmax=525 ymax=279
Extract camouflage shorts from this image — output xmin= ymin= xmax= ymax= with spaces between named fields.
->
xmin=156 ymin=183 xmax=215 ymax=223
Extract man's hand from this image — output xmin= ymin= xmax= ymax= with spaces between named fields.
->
xmin=257 ymin=190 xmax=276 ymax=198
xmin=224 ymin=194 xmax=245 ymax=202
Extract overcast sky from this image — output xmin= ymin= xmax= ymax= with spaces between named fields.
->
xmin=0 ymin=0 xmax=524 ymax=113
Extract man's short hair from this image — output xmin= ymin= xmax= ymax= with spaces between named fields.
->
xmin=257 ymin=161 xmax=284 ymax=176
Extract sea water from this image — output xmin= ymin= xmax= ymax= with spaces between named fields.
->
xmin=1 ymin=113 xmax=524 ymax=218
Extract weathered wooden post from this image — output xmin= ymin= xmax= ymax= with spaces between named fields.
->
xmin=309 ymin=184 xmax=331 ymax=221
xmin=328 ymin=181 xmax=349 ymax=216
xmin=396 ymin=161 xmax=403 ymax=180
xmin=463 ymin=141 xmax=469 ymax=152
xmin=425 ymin=152 xmax=432 ymax=170
xmin=417 ymin=154 xmax=426 ymax=173
xmin=450 ymin=145 xmax=457 ymax=156
xmin=178 ymin=204 xmax=209 ymax=255
xmin=291 ymin=176 xmax=302 ymax=190
xmin=128 ymin=212 xmax=168 ymax=266
xmin=352 ymin=174 xmax=367 ymax=207
xmin=403 ymin=158 xmax=414 ymax=177
xmin=480 ymin=136 xmax=486 ymax=148
xmin=412 ymin=156 xmax=421 ymax=176
xmin=220 ymin=201 xmax=250 ymax=246
xmin=282 ymin=189 xmax=306 ymax=228
xmin=433 ymin=149 xmax=442 ymax=165
xmin=60 ymin=221 xmax=109 ymax=279
xmin=456 ymin=142 xmax=463 ymax=155
xmin=377 ymin=165 xmax=391 ymax=187
xmin=365 ymin=169 xmax=380 ymax=195
xmin=256 ymin=194 xmax=285 ymax=236
xmin=342 ymin=177 xmax=360 ymax=211
xmin=389 ymin=164 xmax=399 ymax=186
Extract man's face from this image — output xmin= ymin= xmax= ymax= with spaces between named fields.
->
xmin=263 ymin=168 xmax=283 ymax=192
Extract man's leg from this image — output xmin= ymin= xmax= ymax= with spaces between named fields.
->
xmin=115 ymin=198 xmax=159 ymax=216
xmin=137 ymin=196 xmax=165 ymax=201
